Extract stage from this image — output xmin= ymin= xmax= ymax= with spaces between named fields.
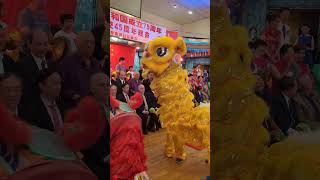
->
xmin=144 ymin=129 xmax=209 ymax=180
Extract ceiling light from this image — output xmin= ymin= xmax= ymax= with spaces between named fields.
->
xmin=136 ymin=47 xmax=140 ymax=50
xmin=173 ymin=5 xmax=177 ymax=8
xmin=188 ymin=11 xmax=193 ymax=15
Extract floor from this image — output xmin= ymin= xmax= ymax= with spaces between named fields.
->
xmin=144 ymin=129 xmax=209 ymax=180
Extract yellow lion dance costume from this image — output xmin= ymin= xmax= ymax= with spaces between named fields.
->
xmin=212 ymin=1 xmax=320 ymax=179
xmin=141 ymin=37 xmax=210 ymax=162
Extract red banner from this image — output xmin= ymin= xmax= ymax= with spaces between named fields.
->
xmin=110 ymin=8 xmax=166 ymax=43
xmin=110 ymin=43 xmax=136 ymax=72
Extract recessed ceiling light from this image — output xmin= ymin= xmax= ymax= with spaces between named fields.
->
xmin=188 ymin=11 xmax=193 ymax=15
xmin=173 ymin=5 xmax=177 ymax=8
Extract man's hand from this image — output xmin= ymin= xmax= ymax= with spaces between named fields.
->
xmin=134 ymin=171 xmax=150 ymax=180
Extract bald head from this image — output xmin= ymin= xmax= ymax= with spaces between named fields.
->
xmin=76 ymin=31 xmax=95 ymax=58
xmin=28 ymin=29 xmax=49 ymax=58
xmin=90 ymin=72 xmax=108 ymax=104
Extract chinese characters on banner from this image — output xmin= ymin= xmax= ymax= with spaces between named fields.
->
xmin=110 ymin=8 xmax=167 ymax=43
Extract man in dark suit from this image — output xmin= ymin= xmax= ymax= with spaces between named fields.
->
xmin=17 ymin=29 xmax=55 ymax=112
xmin=0 ymin=25 xmax=16 ymax=74
xmin=22 ymin=68 xmax=64 ymax=132
xmin=142 ymin=72 xmax=154 ymax=94
xmin=270 ymin=76 xmax=299 ymax=136
xmin=114 ymin=70 xmax=127 ymax=95
xmin=82 ymin=72 xmax=109 ymax=180
xmin=193 ymin=86 xmax=204 ymax=104
xmin=136 ymin=84 xmax=150 ymax=135
xmin=116 ymin=83 xmax=130 ymax=103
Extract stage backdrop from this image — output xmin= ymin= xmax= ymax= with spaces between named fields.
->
xmin=3 ymin=0 xmax=77 ymax=27
xmin=110 ymin=43 xmax=135 ymax=72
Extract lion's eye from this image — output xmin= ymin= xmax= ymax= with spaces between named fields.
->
xmin=156 ymin=47 xmax=168 ymax=57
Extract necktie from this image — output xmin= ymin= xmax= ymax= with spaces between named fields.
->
xmin=41 ymin=60 xmax=46 ymax=70
xmin=125 ymin=94 xmax=130 ymax=103
xmin=282 ymin=25 xmax=286 ymax=40
xmin=48 ymin=104 xmax=62 ymax=131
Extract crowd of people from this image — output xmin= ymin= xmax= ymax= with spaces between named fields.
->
xmin=111 ymin=57 xmax=161 ymax=135
xmin=188 ymin=65 xmax=210 ymax=105
xmin=0 ymin=0 xmax=108 ymax=179
xmin=110 ymin=57 xmax=211 ymax=135
xmin=250 ymin=7 xmax=320 ymax=143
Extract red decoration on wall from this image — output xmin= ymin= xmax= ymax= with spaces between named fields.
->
xmin=166 ymin=30 xmax=179 ymax=40
xmin=2 ymin=0 xmax=77 ymax=27
xmin=110 ymin=43 xmax=136 ymax=72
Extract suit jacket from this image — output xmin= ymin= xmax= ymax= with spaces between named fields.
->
xmin=21 ymin=95 xmax=64 ymax=132
xmin=114 ymin=78 xmax=126 ymax=95
xmin=142 ymin=79 xmax=152 ymax=94
xmin=270 ymin=93 xmax=298 ymax=135
xmin=17 ymin=54 xmax=56 ymax=107
xmin=1 ymin=54 xmax=17 ymax=73
xmin=144 ymin=91 xmax=157 ymax=109
xmin=193 ymin=90 xmax=204 ymax=104
xmin=116 ymin=93 xmax=130 ymax=103
xmin=136 ymin=94 xmax=151 ymax=117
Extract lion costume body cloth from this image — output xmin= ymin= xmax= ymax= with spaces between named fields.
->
xmin=212 ymin=1 xmax=320 ymax=179
xmin=141 ymin=37 xmax=210 ymax=160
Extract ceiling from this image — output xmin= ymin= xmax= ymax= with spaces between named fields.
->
xmin=141 ymin=0 xmax=210 ymax=25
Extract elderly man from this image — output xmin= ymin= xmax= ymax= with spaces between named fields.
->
xmin=295 ymin=75 xmax=320 ymax=131
xmin=17 ymin=29 xmax=55 ymax=112
xmin=81 ymin=72 xmax=109 ymax=180
xmin=114 ymin=70 xmax=127 ymax=95
xmin=128 ymin=71 xmax=140 ymax=95
xmin=59 ymin=31 xmax=101 ymax=109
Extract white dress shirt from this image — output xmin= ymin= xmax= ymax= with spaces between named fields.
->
xmin=278 ymin=23 xmax=291 ymax=47
xmin=32 ymin=54 xmax=47 ymax=70
xmin=123 ymin=92 xmax=130 ymax=103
